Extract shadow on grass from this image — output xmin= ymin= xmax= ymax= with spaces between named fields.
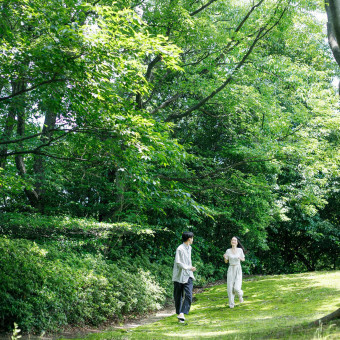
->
xmin=81 ymin=272 xmax=340 ymax=340
xmin=249 ymin=319 xmax=340 ymax=340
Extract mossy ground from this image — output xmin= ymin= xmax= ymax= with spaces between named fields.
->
xmin=75 ymin=271 xmax=340 ymax=339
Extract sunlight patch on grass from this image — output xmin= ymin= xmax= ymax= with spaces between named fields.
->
xmin=164 ymin=329 xmax=237 ymax=337
xmin=81 ymin=271 xmax=340 ymax=340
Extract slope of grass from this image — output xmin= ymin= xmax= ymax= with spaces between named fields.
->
xmin=79 ymin=271 xmax=340 ymax=339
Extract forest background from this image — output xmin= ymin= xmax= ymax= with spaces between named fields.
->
xmin=0 ymin=0 xmax=339 ymax=333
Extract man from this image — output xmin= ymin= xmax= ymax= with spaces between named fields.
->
xmin=172 ymin=231 xmax=196 ymax=323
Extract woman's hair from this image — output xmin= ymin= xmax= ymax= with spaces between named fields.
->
xmin=182 ymin=231 xmax=194 ymax=242
xmin=232 ymin=236 xmax=246 ymax=253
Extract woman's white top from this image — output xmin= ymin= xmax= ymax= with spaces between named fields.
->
xmin=224 ymin=248 xmax=245 ymax=266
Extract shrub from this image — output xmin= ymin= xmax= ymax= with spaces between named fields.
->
xmin=0 ymin=213 xmax=225 ymax=333
xmin=0 ymin=237 xmax=167 ymax=333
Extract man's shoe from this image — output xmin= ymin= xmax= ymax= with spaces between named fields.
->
xmin=177 ymin=317 xmax=185 ymax=323
xmin=239 ymin=297 xmax=244 ymax=303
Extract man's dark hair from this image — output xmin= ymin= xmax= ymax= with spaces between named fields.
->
xmin=182 ymin=231 xmax=194 ymax=242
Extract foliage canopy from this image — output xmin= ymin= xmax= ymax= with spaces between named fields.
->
xmin=0 ymin=0 xmax=339 ymax=330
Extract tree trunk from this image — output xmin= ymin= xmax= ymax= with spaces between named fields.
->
xmin=12 ymin=80 xmax=41 ymax=208
xmin=310 ymin=308 xmax=340 ymax=325
xmin=295 ymin=250 xmax=315 ymax=271
xmin=325 ymin=1 xmax=340 ymax=95
xmin=99 ymin=167 xmax=126 ymax=222
xmin=0 ymin=82 xmax=22 ymax=168
xmin=32 ymin=108 xmax=57 ymax=211
xmin=115 ymin=169 xmax=125 ymax=218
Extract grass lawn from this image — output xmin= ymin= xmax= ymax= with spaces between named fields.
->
xmin=75 ymin=271 xmax=340 ymax=339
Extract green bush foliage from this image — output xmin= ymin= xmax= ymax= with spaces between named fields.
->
xmin=1 ymin=211 xmax=338 ymax=333
xmin=0 ymin=213 xmax=174 ymax=333
xmin=0 ymin=236 xmax=169 ymax=332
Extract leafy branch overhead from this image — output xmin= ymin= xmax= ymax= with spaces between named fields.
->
xmin=0 ymin=0 xmax=339 ymax=271
xmin=0 ymin=0 xmax=339 ymax=333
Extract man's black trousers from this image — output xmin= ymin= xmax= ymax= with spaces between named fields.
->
xmin=173 ymin=277 xmax=193 ymax=315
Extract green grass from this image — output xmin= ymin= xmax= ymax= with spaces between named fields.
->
xmin=74 ymin=271 xmax=340 ymax=339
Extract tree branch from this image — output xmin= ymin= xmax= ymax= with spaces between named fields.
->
xmin=0 ymin=125 xmax=124 ymax=146
xmin=0 ymin=128 xmax=65 ymax=145
xmin=165 ymin=1 xmax=289 ymax=122
xmin=276 ymin=124 xmax=305 ymax=141
xmin=5 ymin=132 xmax=70 ymax=157
xmin=0 ymin=78 xmax=66 ymax=102
xmin=145 ymin=55 xmax=162 ymax=81
xmin=217 ymin=0 xmax=265 ymax=59
xmin=150 ymin=93 xmax=182 ymax=115
xmin=159 ymin=157 xmax=277 ymax=182
xmin=190 ymin=0 xmax=219 ymax=17
xmin=32 ymin=151 xmax=89 ymax=162
xmin=165 ymin=27 xmax=265 ymax=122
xmin=136 ymin=55 xmax=162 ymax=109
xmin=150 ymin=1 xmax=268 ymax=117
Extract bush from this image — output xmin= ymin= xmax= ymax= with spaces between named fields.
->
xmin=0 ymin=213 xmax=230 ymax=333
xmin=0 ymin=237 xmax=168 ymax=333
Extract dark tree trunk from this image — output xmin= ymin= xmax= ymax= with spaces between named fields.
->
xmin=295 ymin=251 xmax=315 ymax=272
xmin=325 ymin=0 xmax=340 ymax=93
xmin=114 ymin=169 xmax=125 ymax=217
xmin=98 ymin=167 xmax=126 ymax=222
xmin=12 ymin=81 xmax=41 ymax=208
xmin=32 ymin=108 xmax=57 ymax=211
xmin=0 ymin=82 xmax=22 ymax=168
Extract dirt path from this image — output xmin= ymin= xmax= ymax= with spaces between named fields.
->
xmin=0 ymin=305 xmax=176 ymax=340
xmin=56 ymin=281 xmax=225 ymax=339
xmin=58 ymin=305 xmax=176 ymax=339
xmin=113 ymin=305 xmax=176 ymax=330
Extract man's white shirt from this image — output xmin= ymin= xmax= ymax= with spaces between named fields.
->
xmin=172 ymin=243 xmax=195 ymax=283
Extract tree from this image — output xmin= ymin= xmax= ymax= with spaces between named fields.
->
xmin=129 ymin=0 xmax=339 ymax=253
xmin=325 ymin=0 xmax=340 ymax=71
xmin=0 ymin=0 xmax=184 ymax=213
xmin=0 ymin=0 xmax=339 ymax=276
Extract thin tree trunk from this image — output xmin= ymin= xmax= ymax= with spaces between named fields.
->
xmin=114 ymin=169 xmax=125 ymax=220
xmin=12 ymin=80 xmax=41 ymax=207
xmin=0 ymin=83 xmax=21 ymax=168
xmin=295 ymin=251 xmax=314 ymax=272
xmin=32 ymin=108 xmax=57 ymax=211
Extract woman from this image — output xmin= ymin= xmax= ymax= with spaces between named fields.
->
xmin=223 ymin=236 xmax=245 ymax=308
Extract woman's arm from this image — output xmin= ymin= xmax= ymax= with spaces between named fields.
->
xmin=239 ymin=249 xmax=245 ymax=261
xmin=223 ymin=251 xmax=228 ymax=263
